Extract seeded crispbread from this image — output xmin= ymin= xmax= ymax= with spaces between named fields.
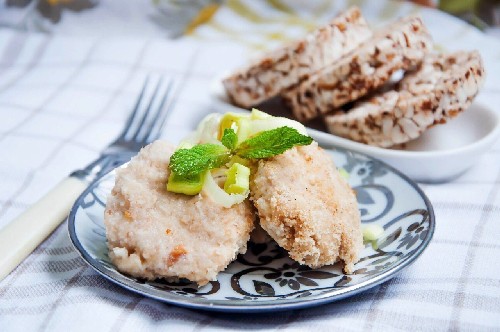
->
xmin=324 ymin=51 xmax=485 ymax=147
xmin=222 ymin=6 xmax=372 ymax=108
xmin=282 ymin=16 xmax=433 ymax=122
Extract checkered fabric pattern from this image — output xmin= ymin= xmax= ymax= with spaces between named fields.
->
xmin=0 ymin=1 xmax=500 ymax=331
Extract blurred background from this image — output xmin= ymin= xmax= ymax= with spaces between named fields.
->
xmin=1 ymin=0 xmax=499 ymax=39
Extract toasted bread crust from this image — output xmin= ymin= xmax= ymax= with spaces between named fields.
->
xmin=222 ymin=6 xmax=372 ymax=108
xmin=324 ymin=51 xmax=485 ymax=147
xmin=283 ymin=16 xmax=433 ymax=122
xmin=250 ymin=143 xmax=363 ymax=273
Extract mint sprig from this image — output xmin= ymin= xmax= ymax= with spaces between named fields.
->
xmin=169 ymin=144 xmax=231 ymax=177
xmin=235 ymin=127 xmax=313 ymax=159
xmin=221 ymin=128 xmax=238 ymax=150
xmin=169 ymin=126 xmax=312 ymax=178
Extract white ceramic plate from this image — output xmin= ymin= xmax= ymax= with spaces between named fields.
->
xmin=211 ymin=79 xmax=500 ymax=183
xmin=68 ymin=148 xmax=434 ymax=313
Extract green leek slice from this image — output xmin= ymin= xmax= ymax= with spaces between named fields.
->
xmin=166 ymin=171 xmax=205 ymax=195
xmin=224 ymin=163 xmax=250 ymax=195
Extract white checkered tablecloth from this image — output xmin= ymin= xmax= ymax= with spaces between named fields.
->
xmin=0 ymin=1 xmax=500 ymax=331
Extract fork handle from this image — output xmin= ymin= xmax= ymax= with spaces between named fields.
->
xmin=0 ymin=177 xmax=87 ymax=281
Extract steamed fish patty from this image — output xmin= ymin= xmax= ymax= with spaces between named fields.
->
xmin=104 ymin=141 xmax=255 ymax=286
xmin=250 ymin=142 xmax=363 ymax=273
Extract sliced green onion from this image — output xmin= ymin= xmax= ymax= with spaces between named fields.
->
xmin=166 ymin=171 xmax=205 ymax=195
xmin=218 ymin=112 xmax=251 ymax=142
xmin=227 ymin=155 xmax=251 ymax=167
xmin=202 ymin=170 xmax=248 ymax=208
xmin=248 ymin=117 xmax=307 ymax=137
xmin=250 ymin=108 xmax=271 ymax=120
xmin=338 ymin=168 xmax=350 ymax=180
xmin=224 ymin=163 xmax=250 ymax=195
xmin=180 ymin=113 xmax=221 ymax=146
xmin=362 ymin=224 xmax=384 ymax=242
xmin=218 ymin=109 xmax=307 ymax=144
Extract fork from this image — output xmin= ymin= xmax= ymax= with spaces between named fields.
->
xmin=0 ymin=76 xmax=174 ymax=281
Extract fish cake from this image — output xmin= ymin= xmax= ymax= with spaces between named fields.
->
xmin=324 ymin=51 xmax=485 ymax=147
xmin=250 ymin=142 xmax=363 ymax=273
xmin=104 ymin=141 xmax=255 ymax=286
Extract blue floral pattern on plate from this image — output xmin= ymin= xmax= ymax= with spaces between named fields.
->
xmin=68 ymin=148 xmax=435 ymax=312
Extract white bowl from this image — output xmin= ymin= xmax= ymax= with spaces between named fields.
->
xmin=210 ymin=80 xmax=500 ymax=183
xmin=307 ymin=102 xmax=500 ymax=183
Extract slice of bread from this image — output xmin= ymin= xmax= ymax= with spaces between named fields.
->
xmin=324 ymin=51 xmax=485 ymax=147
xmin=222 ymin=6 xmax=372 ymax=108
xmin=283 ymin=16 xmax=433 ymax=122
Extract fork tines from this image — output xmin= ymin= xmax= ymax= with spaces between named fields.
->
xmin=119 ymin=76 xmax=174 ymax=147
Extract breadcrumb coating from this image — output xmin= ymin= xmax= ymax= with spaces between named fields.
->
xmin=250 ymin=142 xmax=363 ymax=273
xmin=104 ymin=141 xmax=255 ymax=286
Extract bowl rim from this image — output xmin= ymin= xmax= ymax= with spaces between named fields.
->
xmin=211 ymin=75 xmax=500 ymax=161
xmin=308 ymin=101 xmax=500 ymax=160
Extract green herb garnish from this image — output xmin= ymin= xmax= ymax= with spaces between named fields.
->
xmin=168 ymin=126 xmax=313 ymax=190
xmin=169 ymin=144 xmax=231 ymax=177
xmin=221 ymin=128 xmax=238 ymax=150
xmin=235 ymin=126 xmax=313 ymax=159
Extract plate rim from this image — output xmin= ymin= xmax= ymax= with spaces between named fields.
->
xmin=68 ymin=147 xmax=435 ymax=313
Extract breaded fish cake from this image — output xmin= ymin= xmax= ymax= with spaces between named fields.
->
xmin=104 ymin=141 xmax=255 ymax=286
xmin=250 ymin=142 xmax=363 ymax=273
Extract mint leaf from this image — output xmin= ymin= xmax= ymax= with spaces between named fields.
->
xmin=235 ymin=126 xmax=313 ymax=159
xmin=169 ymin=144 xmax=231 ymax=177
xmin=169 ymin=127 xmax=312 ymax=180
xmin=221 ymin=128 xmax=238 ymax=150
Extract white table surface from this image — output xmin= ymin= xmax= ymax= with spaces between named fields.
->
xmin=0 ymin=1 xmax=499 ymax=330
